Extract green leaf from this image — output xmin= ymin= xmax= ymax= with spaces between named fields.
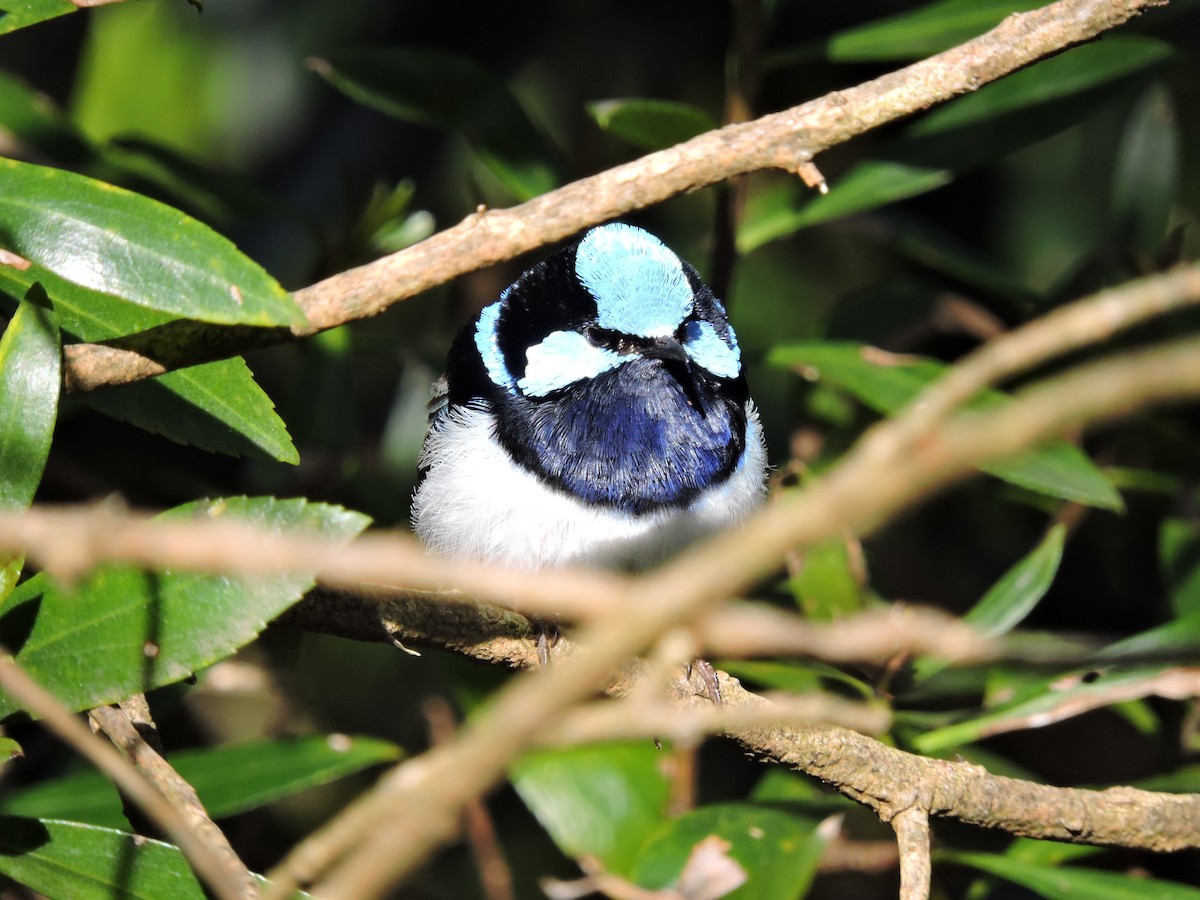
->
xmin=823 ymin=0 xmax=1049 ymax=62
xmin=912 ymin=666 xmax=1177 ymax=754
xmin=945 ymin=850 xmax=1200 ymax=899
xmin=0 ymin=736 xmax=21 ymax=760
xmin=768 ymin=342 xmax=1123 ymax=510
xmin=0 ymin=0 xmax=76 ymax=36
xmin=0 ymin=158 xmax=304 ymax=328
xmin=313 ymin=48 xmax=559 ymax=202
xmin=720 ymin=659 xmax=876 ymax=700
xmin=1 ymin=735 xmax=401 ymax=828
xmin=0 ymin=70 xmax=95 ymax=164
xmin=913 ymin=526 xmax=1065 ymax=682
xmin=1000 ymin=836 xmax=1104 ymax=867
xmin=786 ymin=538 xmax=867 ymax=620
xmin=510 ymin=741 xmax=669 ymax=875
xmin=0 ymin=497 xmax=370 ymax=720
xmin=741 ymin=37 xmax=1173 ymax=248
xmin=749 ymin=769 xmax=857 ymax=815
xmin=1159 ymin=519 xmax=1200 ymax=616
xmin=1100 ymin=610 xmax=1200 ymax=661
xmin=0 ymin=817 xmax=303 ymax=899
xmin=0 ymin=255 xmax=174 ymax=342
xmin=0 ymin=291 xmax=60 ymax=511
xmin=1110 ymin=84 xmax=1179 ymax=257
xmin=83 ymin=358 xmax=299 ymax=464
xmin=1136 ymin=763 xmax=1200 ymax=794
xmin=632 ymin=804 xmax=827 ymax=900
xmin=0 ymin=817 xmax=210 ymax=899
xmin=908 ymin=38 xmax=1173 ymax=141
xmin=586 ymin=98 xmax=716 ymax=152
xmin=0 ymin=554 xmax=22 ymax=606
xmin=739 ymin=161 xmax=952 ymax=251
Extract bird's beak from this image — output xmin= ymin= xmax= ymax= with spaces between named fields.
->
xmin=637 ymin=335 xmax=688 ymax=365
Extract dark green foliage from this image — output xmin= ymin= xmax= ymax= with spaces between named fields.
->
xmin=2 ymin=1 xmax=1200 ymax=897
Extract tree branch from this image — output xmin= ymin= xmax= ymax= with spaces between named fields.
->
xmin=0 ymin=652 xmax=253 ymax=900
xmin=59 ymin=0 xmax=1167 ymax=393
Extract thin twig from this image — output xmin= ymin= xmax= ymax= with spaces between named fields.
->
xmin=89 ymin=705 xmax=260 ymax=898
xmin=535 ymin=691 xmax=891 ymax=747
xmin=888 ymin=263 xmax=1200 ymax=441
xmin=422 ymin=698 xmax=515 ymax=900
xmin=0 ymin=651 xmax=253 ymax=900
xmin=893 ymin=807 xmax=932 ymax=900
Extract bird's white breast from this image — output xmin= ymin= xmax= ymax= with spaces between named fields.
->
xmin=411 ymin=403 xmax=767 ymax=570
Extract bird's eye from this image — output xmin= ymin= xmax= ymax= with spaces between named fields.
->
xmin=584 ymin=324 xmax=604 ymax=347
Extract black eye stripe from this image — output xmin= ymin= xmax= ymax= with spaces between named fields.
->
xmin=585 ymin=325 xmax=637 ymax=353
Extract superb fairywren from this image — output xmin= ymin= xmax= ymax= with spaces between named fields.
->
xmin=412 ymin=221 xmax=767 ymax=664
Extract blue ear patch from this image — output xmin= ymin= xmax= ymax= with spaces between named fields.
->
xmin=683 ymin=320 xmax=741 ymax=379
xmin=518 ymin=330 xmax=621 ymax=396
xmin=575 ymin=224 xmax=693 ymax=337
xmin=475 ymin=297 xmax=516 ymax=392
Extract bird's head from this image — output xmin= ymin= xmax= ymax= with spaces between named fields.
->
xmin=461 ymin=223 xmax=743 ymax=404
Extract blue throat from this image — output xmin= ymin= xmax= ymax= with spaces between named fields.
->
xmin=495 ymin=358 xmax=746 ymax=515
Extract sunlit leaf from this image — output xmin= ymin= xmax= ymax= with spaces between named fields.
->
xmin=0 ymin=816 xmax=210 ymax=899
xmin=0 ymin=290 xmax=59 ymax=512
xmin=0 ymin=817 xmax=301 ymax=899
xmin=1136 ymin=763 xmax=1200 ymax=794
xmin=1100 ymin=611 xmax=1200 ymax=661
xmin=0 ymin=0 xmax=76 ymax=37
xmin=0 ymin=555 xmax=22 ymax=607
xmin=0 ymin=497 xmax=370 ymax=720
xmin=0 ymin=158 xmax=304 ymax=327
xmin=0 ymin=256 xmax=174 ymax=343
xmin=768 ymin=342 xmax=1123 ymax=510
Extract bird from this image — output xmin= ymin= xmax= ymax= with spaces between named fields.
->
xmin=411 ymin=222 xmax=768 ymax=675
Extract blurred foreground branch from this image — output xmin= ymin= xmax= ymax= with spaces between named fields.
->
xmin=0 ymin=653 xmax=253 ymax=900
xmin=59 ymin=0 xmax=1167 ymax=393
xmin=11 ymin=259 xmax=1199 ymax=896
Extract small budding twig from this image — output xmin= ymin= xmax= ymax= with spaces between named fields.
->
xmin=893 ymin=807 xmax=933 ymax=900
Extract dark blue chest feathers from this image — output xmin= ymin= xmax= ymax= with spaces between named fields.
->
xmin=494 ymin=358 xmax=747 ymax=515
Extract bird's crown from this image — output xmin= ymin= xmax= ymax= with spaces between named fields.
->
xmin=472 ymin=223 xmax=742 ymax=399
